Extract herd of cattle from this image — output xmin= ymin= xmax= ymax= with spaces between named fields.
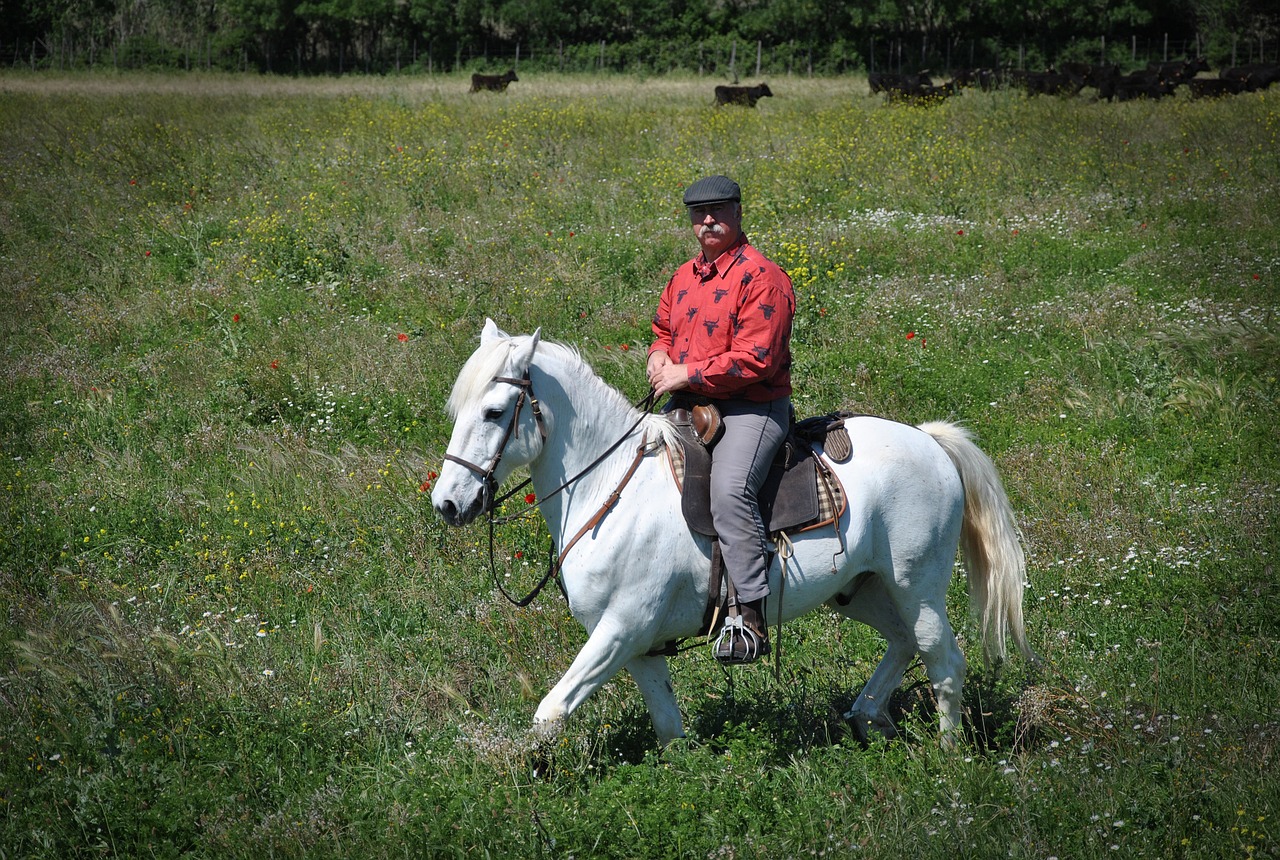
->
xmin=869 ymin=58 xmax=1280 ymax=103
xmin=467 ymin=59 xmax=1278 ymax=105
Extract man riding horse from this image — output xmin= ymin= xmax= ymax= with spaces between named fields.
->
xmin=646 ymin=175 xmax=796 ymax=664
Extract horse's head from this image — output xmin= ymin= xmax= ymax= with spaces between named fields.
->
xmin=432 ymin=319 xmax=548 ymax=526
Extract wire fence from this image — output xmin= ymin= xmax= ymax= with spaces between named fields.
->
xmin=3 ymin=33 xmax=1276 ymax=79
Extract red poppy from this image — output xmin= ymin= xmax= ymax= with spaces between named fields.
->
xmin=619 ymin=343 xmax=630 ymax=351
xmin=397 ymin=333 xmax=409 ymax=342
xmin=1253 ymin=274 xmax=1261 ymax=280
xmin=418 ymin=481 xmax=432 ymax=492
xmin=144 ymin=250 xmax=151 ymax=257
xmin=515 ymin=550 xmax=524 ymax=559
xmin=906 ymin=332 xmax=916 ymax=340
xmin=956 ymin=229 xmax=964 ymax=236
xmin=524 ymin=492 xmax=536 ymax=504
xmin=232 ymin=313 xmax=241 ymax=323
xmin=270 ymin=360 xmax=279 ymax=370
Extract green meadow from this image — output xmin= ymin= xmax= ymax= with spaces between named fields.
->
xmin=1 ymin=71 xmax=1277 ymax=858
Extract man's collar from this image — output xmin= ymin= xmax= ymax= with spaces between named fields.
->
xmin=693 ymin=234 xmax=749 ymax=279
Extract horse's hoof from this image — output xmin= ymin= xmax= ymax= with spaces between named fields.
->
xmin=845 ymin=710 xmax=897 ymax=745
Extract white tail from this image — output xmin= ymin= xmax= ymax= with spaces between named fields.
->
xmin=919 ymin=421 xmax=1036 ymax=667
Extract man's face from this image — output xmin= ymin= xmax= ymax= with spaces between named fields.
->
xmin=688 ymin=201 xmax=742 ymax=258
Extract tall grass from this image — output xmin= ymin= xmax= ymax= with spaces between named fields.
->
xmin=1 ymin=71 xmax=1277 ymax=859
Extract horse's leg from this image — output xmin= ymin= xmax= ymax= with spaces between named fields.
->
xmin=531 ymin=615 xmax=641 ymax=738
xmin=625 ymin=655 xmax=685 ymax=745
xmin=910 ymin=593 xmax=967 ymax=749
xmin=834 ymin=570 xmax=968 ymax=747
xmin=830 ymin=574 xmax=917 ymax=742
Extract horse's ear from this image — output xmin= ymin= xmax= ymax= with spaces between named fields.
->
xmin=481 ymin=318 xmax=507 ymax=344
xmin=511 ymin=328 xmax=541 ymax=372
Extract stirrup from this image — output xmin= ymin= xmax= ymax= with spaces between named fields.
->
xmin=713 ymin=615 xmax=770 ymax=665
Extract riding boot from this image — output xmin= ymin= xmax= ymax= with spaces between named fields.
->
xmin=713 ymin=597 xmax=770 ymax=665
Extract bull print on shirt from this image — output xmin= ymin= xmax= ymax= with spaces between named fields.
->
xmin=714 ymin=288 xmax=730 ymax=304
xmin=759 ymin=302 xmax=776 ymax=320
xmin=703 ymin=318 xmax=720 ymax=337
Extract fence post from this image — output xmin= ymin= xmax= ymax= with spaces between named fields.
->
xmin=730 ymin=38 xmax=737 ymax=81
xmin=756 ymin=40 xmax=761 ymax=77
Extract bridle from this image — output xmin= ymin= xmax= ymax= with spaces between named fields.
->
xmin=440 ymin=366 xmax=658 ymax=607
xmin=441 ymin=370 xmax=547 ymax=512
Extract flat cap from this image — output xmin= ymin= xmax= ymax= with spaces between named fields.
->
xmin=683 ymin=175 xmax=741 ymax=207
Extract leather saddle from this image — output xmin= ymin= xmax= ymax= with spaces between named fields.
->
xmin=667 ymin=409 xmax=853 ymax=538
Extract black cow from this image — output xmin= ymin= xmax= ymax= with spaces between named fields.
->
xmin=470 ymin=69 xmax=519 ymax=93
xmin=1099 ymin=70 xmax=1174 ymax=102
xmin=1012 ymin=69 xmax=1082 ymax=96
xmin=868 ymin=71 xmax=932 ymax=96
xmin=1222 ymin=63 xmax=1280 ymax=92
xmin=952 ymin=67 xmax=997 ymax=91
xmin=1147 ymin=57 xmax=1210 ymax=84
xmin=886 ymin=79 xmax=960 ymax=105
xmin=713 ymin=83 xmax=774 ymax=107
xmin=1059 ymin=61 xmax=1119 ymax=91
xmin=1186 ymin=77 xmax=1246 ymax=98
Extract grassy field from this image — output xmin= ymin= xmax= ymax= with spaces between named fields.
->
xmin=1 ymin=70 xmax=1277 ymax=859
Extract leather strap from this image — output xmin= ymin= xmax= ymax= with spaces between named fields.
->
xmin=556 ymin=443 xmax=650 ymax=567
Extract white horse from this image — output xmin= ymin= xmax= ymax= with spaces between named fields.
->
xmin=432 ymin=320 xmax=1035 ymax=747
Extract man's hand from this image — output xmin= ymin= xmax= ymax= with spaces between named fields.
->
xmin=650 ymin=362 xmax=690 ymax=396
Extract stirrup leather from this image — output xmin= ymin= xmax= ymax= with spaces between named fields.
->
xmin=713 ymin=614 xmax=770 ymax=665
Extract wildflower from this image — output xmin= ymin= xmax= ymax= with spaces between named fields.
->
xmin=419 ymin=480 xmax=432 ymax=493
xmin=144 ymin=250 xmax=151 ymax=257
xmin=233 ymin=313 xmax=241 ymax=323
xmin=620 ymin=343 xmax=630 ymax=351
xmin=956 ymin=229 xmax=964 ymax=236
xmin=524 ymin=492 xmax=536 ymax=504
xmin=515 ymin=550 xmax=524 ymax=559
xmin=907 ymin=332 xmax=916 ymax=340
xmin=270 ymin=360 xmax=279 ymax=370
xmin=1253 ymin=274 xmax=1261 ymax=280
xmin=398 ymin=333 xmax=409 ymax=342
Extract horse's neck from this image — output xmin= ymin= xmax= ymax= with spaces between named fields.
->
xmin=529 ymin=356 xmax=651 ymax=533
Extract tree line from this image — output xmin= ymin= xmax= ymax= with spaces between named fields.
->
xmin=3 ymin=0 xmax=1277 ymax=77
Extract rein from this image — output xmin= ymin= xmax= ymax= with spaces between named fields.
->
xmin=459 ymin=375 xmax=658 ymax=608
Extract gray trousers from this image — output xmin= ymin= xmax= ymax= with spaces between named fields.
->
xmin=709 ymin=397 xmax=791 ymax=604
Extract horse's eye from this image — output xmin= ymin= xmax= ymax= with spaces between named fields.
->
xmin=483 ymin=406 xmax=506 ymax=421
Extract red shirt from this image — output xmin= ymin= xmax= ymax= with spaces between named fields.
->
xmin=649 ymin=236 xmax=794 ymax=402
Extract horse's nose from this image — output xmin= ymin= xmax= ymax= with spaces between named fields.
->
xmin=435 ymin=498 xmax=460 ymax=525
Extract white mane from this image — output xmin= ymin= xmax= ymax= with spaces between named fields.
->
xmin=447 ymin=334 xmax=664 ymax=444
